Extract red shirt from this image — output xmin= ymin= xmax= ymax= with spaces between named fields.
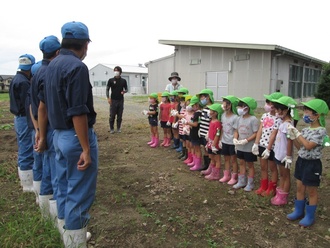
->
xmin=160 ymin=102 xmax=171 ymax=122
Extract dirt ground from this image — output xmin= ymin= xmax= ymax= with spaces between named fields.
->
xmin=1 ymin=95 xmax=330 ymax=248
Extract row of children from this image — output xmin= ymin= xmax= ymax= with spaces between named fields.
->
xmin=142 ymin=88 xmax=329 ymax=227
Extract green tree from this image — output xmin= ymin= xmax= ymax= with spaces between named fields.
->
xmin=315 ymin=62 xmax=330 ymax=107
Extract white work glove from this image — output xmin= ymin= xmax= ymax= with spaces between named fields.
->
xmin=281 ymin=156 xmax=293 ymax=169
xmin=287 ymin=125 xmax=301 ymax=140
xmin=261 ymin=149 xmax=270 ymax=159
xmin=233 ymin=138 xmax=240 ymax=146
xmin=172 ymin=122 xmax=178 ymax=128
xmin=252 ymin=144 xmax=259 ymax=155
xmin=240 ymin=139 xmax=248 ymax=145
xmin=218 ymin=141 xmax=222 ymax=149
xmin=170 ymin=109 xmax=178 ymax=117
xmin=166 ymin=121 xmax=171 ymax=126
xmin=211 ymin=145 xmax=218 ymax=154
xmin=142 ymin=110 xmax=148 ymax=115
xmin=181 ymin=118 xmax=187 ymax=125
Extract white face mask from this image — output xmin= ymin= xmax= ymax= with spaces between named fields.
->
xmin=171 ymin=79 xmax=178 ymax=84
xmin=186 ymin=105 xmax=193 ymax=112
xmin=114 ymin=71 xmax=120 ymax=77
xmin=237 ymin=107 xmax=247 ymax=116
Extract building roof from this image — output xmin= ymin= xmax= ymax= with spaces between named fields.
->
xmin=159 ymin=40 xmax=327 ymax=64
xmin=93 ymin=63 xmax=148 ymax=74
xmin=0 ymin=75 xmax=14 ymax=80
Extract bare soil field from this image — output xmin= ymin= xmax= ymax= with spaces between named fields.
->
xmin=1 ymin=95 xmax=330 ymax=248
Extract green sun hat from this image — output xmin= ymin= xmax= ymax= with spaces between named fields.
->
xmin=149 ymin=93 xmax=158 ymax=99
xmin=196 ymin=89 xmax=214 ymax=103
xmin=161 ymin=91 xmax=170 ymax=97
xmin=301 ymin=98 xmax=329 ymax=127
xmin=208 ymin=103 xmax=223 ymax=120
xmin=169 ymin=90 xmax=178 ymax=96
xmin=222 ymin=95 xmax=239 ymax=115
xmin=177 ymin=87 xmax=189 ymax=95
xmin=264 ymin=92 xmax=284 ymax=102
xmin=238 ymin=97 xmax=257 ymax=115
xmin=189 ymin=96 xmax=200 ymax=106
xmin=272 ymin=96 xmax=299 ymax=120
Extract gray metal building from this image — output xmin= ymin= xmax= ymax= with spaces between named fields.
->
xmin=89 ymin=63 xmax=148 ymax=97
xmin=145 ymin=40 xmax=326 ymax=104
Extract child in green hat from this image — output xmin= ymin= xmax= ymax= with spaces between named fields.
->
xmin=143 ymin=93 xmax=160 ymax=148
xmin=232 ymin=97 xmax=259 ymax=192
xmin=253 ymin=92 xmax=283 ymax=196
xmin=159 ymin=92 xmax=172 ymax=147
xmin=203 ymin=103 xmax=223 ymax=180
xmin=286 ymin=98 xmax=329 ymax=227
xmin=268 ymin=96 xmax=297 ymax=206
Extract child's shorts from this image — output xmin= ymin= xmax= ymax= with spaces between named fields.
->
xmin=160 ymin=121 xmax=171 ymax=129
xmin=200 ymin=137 xmax=207 ymax=146
xmin=190 ymin=138 xmax=201 ymax=146
xmin=207 ymin=148 xmax=222 ymax=155
xmin=258 ymin=146 xmax=275 ymax=161
xmin=274 ymin=158 xmax=285 ymax=166
xmin=236 ymin=150 xmax=257 ymax=162
xmin=221 ymin=143 xmax=236 ymax=156
xmin=294 ymin=156 xmax=322 ymax=187
xmin=148 ymin=118 xmax=158 ymax=127
xmin=179 ymin=134 xmax=187 ymax=141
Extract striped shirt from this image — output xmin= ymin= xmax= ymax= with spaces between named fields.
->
xmin=199 ymin=107 xmax=211 ymax=138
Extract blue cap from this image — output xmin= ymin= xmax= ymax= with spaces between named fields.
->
xmin=39 ymin=35 xmax=61 ymax=53
xmin=61 ymin=21 xmax=90 ymax=40
xmin=18 ymin=54 xmax=35 ymax=71
xmin=31 ymin=61 xmax=42 ymax=76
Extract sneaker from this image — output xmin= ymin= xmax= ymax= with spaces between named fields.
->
xmin=117 ymin=129 xmax=121 ymax=133
xmin=110 ymin=130 xmax=115 ymax=134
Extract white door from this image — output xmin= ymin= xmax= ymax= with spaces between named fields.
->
xmin=205 ymin=71 xmax=228 ymax=101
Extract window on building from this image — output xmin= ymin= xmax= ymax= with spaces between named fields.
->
xmin=94 ymin=81 xmax=98 ymax=87
xmin=289 ymin=65 xmax=320 ymax=98
xmin=101 ymin=81 xmax=106 ymax=86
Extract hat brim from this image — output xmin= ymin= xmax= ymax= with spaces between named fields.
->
xmin=168 ymin=76 xmax=181 ymax=81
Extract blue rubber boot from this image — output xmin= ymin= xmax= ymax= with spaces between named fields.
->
xmin=175 ymin=141 xmax=183 ymax=152
xmin=299 ymin=204 xmax=317 ymax=227
xmin=287 ymin=199 xmax=305 ymax=220
xmin=171 ymin=138 xmax=179 ymax=149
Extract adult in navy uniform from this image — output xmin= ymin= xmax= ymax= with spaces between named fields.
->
xmin=9 ymin=54 xmax=35 ymax=192
xmin=44 ymin=21 xmax=97 ymax=247
xmin=106 ymin=66 xmax=128 ymax=133
xmin=30 ymin=35 xmax=61 ymax=218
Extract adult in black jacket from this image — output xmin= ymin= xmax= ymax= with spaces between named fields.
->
xmin=106 ymin=66 xmax=128 ymax=133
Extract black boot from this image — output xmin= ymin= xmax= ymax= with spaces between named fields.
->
xmin=199 ymin=155 xmax=210 ymax=171
xmin=178 ymin=147 xmax=186 ymax=159
xmin=180 ymin=148 xmax=188 ymax=161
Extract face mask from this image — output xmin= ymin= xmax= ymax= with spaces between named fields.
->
xmin=114 ymin=71 xmax=120 ymax=77
xmin=170 ymin=97 xmax=175 ymax=102
xmin=171 ymin=79 xmax=177 ymax=84
xmin=200 ymin=98 xmax=207 ymax=106
xmin=303 ymin=115 xmax=315 ymax=124
xmin=237 ymin=107 xmax=247 ymax=116
xmin=264 ymin=103 xmax=272 ymax=113
xmin=186 ymin=105 xmax=193 ymax=112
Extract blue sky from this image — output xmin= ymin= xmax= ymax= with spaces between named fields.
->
xmin=1 ymin=0 xmax=329 ymax=75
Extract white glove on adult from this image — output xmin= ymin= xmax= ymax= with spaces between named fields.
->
xmin=287 ymin=125 xmax=301 ymax=140
xmin=142 ymin=110 xmax=148 ymax=115
xmin=240 ymin=139 xmax=248 ymax=145
xmin=170 ymin=109 xmax=178 ymax=117
xmin=172 ymin=122 xmax=178 ymax=128
xmin=166 ymin=121 xmax=171 ymax=126
xmin=252 ymin=144 xmax=259 ymax=155
xmin=233 ymin=138 xmax=240 ymax=146
xmin=281 ymin=156 xmax=293 ymax=169
xmin=261 ymin=149 xmax=270 ymax=159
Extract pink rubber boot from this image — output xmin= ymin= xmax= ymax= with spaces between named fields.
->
xmin=184 ymin=152 xmax=193 ymax=164
xmin=190 ymin=157 xmax=202 ymax=171
xmin=227 ymin=173 xmax=238 ymax=185
xmin=271 ymin=191 xmax=288 ymax=206
xmin=187 ymin=155 xmax=195 ymax=167
xmin=219 ymin=170 xmax=231 ymax=183
xmin=163 ymin=138 xmax=171 ymax=147
xmin=150 ymin=138 xmax=159 ymax=148
xmin=147 ymin=136 xmax=155 ymax=145
xmin=201 ymin=163 xmax=214 ymax=176
xmin=205 ymin=167 xmax=220 ymax=180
